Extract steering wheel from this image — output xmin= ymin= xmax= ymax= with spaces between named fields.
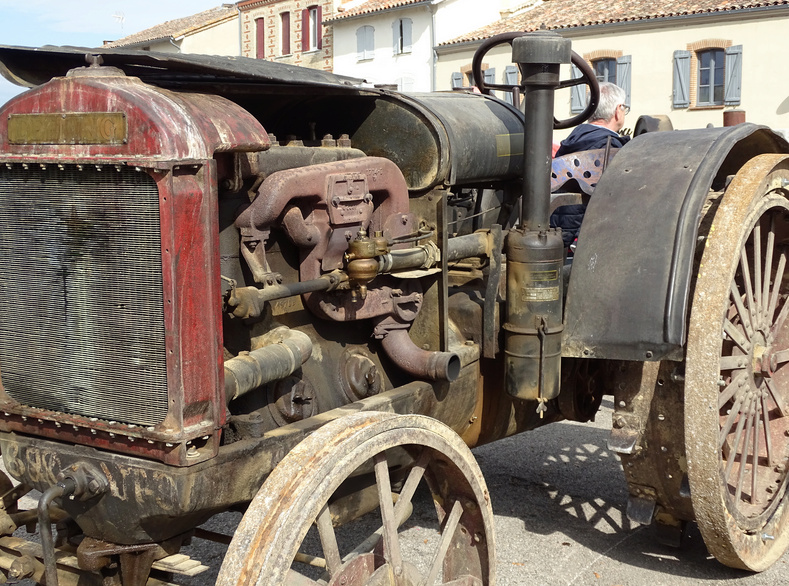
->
xmin=471 ymin=32 xmax=600 ymax=130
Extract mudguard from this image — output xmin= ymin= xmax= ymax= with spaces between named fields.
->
xmin=563 ymin=124 xmax=789 ymax=361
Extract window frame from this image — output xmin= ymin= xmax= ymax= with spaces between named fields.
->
xmin=393 ymin=18 xmax=412 ymax=55
xmin=302 ymin=5 xmax=322 ymax=52
xmin=356 ymin=25 xmax=375 ymax=62
xmin=592 ymin=57 xmax=617 ymax=84
xmin=696 ymin=48 xmax=725 ymax=106
xmin=255 ymin=17 xmax=266 ymax=60
xmin=280 ymin=12 xmax=291 ymax=56
xmin=673 ymin=40 xmax=741 ymax=110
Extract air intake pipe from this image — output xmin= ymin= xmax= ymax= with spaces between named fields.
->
xmin=504 ymin=32 xmax=571 ymax=413
xmin=224 ymin=327 xmax=313 ymax=403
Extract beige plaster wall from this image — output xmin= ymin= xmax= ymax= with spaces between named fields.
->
xmin=436 ymin=10 xmax=789 ymax=137
xmin=180 ymin=17 xmax=240 ymax=56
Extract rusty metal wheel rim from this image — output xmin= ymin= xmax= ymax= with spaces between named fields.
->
xmin=217 ymin=411 xmax=494 ymax=586
xmin=686 ymin=154 xmax=789 ymax=571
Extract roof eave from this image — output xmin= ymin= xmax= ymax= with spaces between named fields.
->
xmin=326 ymin=0 xmax=431 ymax=23
xmin=438 ymin=4 xmax=789 ymax=50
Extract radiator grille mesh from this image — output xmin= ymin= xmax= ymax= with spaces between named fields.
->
xmin=0 ymin=165 xmax=169 ymax=426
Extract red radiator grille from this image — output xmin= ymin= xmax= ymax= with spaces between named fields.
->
xmin=0 ymin=164 xmax=169 ymax=426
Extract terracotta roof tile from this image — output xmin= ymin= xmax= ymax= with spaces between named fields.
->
xmin=104 ymin=5 xmax=237 ymax=48
xmin=326 ymin=0 xmax=430 ymax=22
xmin=442 ymin=0 xmax=789 ymax=46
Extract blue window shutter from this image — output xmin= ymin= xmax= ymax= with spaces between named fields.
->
xmin=392 ymin=20 xmax=398 ymax=54
xmin=451 ymin=71 xmax=463 ymax=89
xmin=356 ymin=27 xmax=364 ymax=61
xmin=402 ymin=18 xmax=412 ymax=53
xmin=504 ymin=65 xmax=518 ymax=104
xmin=673 ymin=50 xmax=691 ymax=108
xmin=367 ymin=27 xmax=375 ymax=60
xmin=570 ymin=64 xmax=585 ymax=113
xmin=724 ymin=45 xmax=742 ymax=106
xmin=484 ymin=67 xmax=496 ymax=98
xmin=616 ymin=55 xmax=632 ymax=108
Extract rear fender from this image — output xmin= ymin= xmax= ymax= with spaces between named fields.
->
xmin=563 ymin=124 xmax=789 ymax=361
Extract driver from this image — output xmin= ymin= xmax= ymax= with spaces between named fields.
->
xmin=555 ymin=82 xmax=630 ymax=157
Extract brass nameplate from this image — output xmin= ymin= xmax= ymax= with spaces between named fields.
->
xmin=8 ymin=112 xmax=127 ymax=145
xmin=521 ymin=286 xmax=560 ymax=302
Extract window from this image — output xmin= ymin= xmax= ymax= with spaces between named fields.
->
xmin=281 ymin=12 xmax=290 ymax=55
xmin=593 ymin=58 xmax=616 ymax=84
xmin=450 ymin=71 xmax=463 ymax=89
xmin=571 ymin=54 xmax=631 ymax=113
xmin=698 ymin=49 xmax=724 ymax=105
xmin=356 ymin=26 xmax=374 ymax=61
xmin=483 ymin=67 xmax=495 ymax=96
xmin=255 ymin=18 xmax=265 ymax=59
xmin=392 ymin=18 xmax=412 ymax=55
xmin=503 ymin=65 xmax=519 ymax=106
xmin=673 ymin=43 xmax=742 ymax=109
xmin=302 ymin=5 xmax=322 ymax=52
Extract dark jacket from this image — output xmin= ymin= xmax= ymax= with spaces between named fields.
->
xmin=555 ymin=124 xmax=630 ymax=157
xmin=550 ymin=204 xmax=586 ymax=250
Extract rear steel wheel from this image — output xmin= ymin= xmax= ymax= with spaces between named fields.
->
xmin=686 ymin=154 xmax=789 ymax=570
xmin=217 ymin=411 xmax=494 ymax=585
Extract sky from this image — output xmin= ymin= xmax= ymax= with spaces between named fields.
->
xmin=0 ymin=0 xmax=225 ymax=103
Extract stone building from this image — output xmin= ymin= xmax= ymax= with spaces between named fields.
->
xmin=239 ymin=0 xmax=334 ymax=71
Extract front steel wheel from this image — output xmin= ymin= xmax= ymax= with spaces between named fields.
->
xmin=217 ymin=411 xmax=495 ymax=585
xmin=686 ymin=154 xmax=789 ymax=570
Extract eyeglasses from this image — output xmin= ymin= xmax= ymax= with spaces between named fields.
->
xmin=619 ymin=104 xmax=630 ymax=115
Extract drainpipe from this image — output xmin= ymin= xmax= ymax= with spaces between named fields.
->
xmin=428 ymin=2 xmax=438 ymax=91
xmin=237 ymin=4 xmax=243 ymax=56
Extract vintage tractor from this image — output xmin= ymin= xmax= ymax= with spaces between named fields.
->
xmin=0 ymin=30 xmax=787 ymax=585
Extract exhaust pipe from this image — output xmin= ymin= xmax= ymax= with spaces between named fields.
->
xmin=379 ymin=327 xmax=461 ymax=382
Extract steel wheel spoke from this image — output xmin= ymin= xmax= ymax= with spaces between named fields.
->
xmin=772 ymin=293 xmax=789 ymax=341
xmin=755 ymin=222 xmax=763 ymax=315
xmin=735 ymin=408 xmax=756 ymax=504
xmin=724 ymin=319 xmax=751 ymax=354
xmin=762 ymin=218 xmax=775 ymax=323
xmin=293 ymin=552 xmax=326 ymax=569
xmin=723 ymin=396 xmax=750 ymax=480
xmin=316 ymin=503 xmax=341 ymax=576
xmin=374 ymin=452 xmax=403 ymax=571
xmin=741 ymin=247 xmax=760 ymax=329
xmin=719 ymin=370 xmax=748 ymax=410
xmin=345 ymin=453 xmax=428 ymax=562
xmin=286 ymin=569 xmax=323 ymax=585
xmin=766 ymin=378 xmax=789 ymax=417
xmin=421 ymin=499 xmax=464 ymax=586
xmin=730 ymin=281 xmax=754 ymax=337
xmin=720 ymin=393 xmax=747 ymax=448
xmin=772 ymin=348 xmax=789 ymax=366
xmin=767 ymin=252 xmax=787 ymax=325
xmin=761 ymin=392 xmax=775 ymax=467
xmin=720 ymin=354 xmax=747 ymax=372
xmin=394 ymin=449 xmax=431 ymax=520
xmin=752 ymin=399 xmax=762 ymax=504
